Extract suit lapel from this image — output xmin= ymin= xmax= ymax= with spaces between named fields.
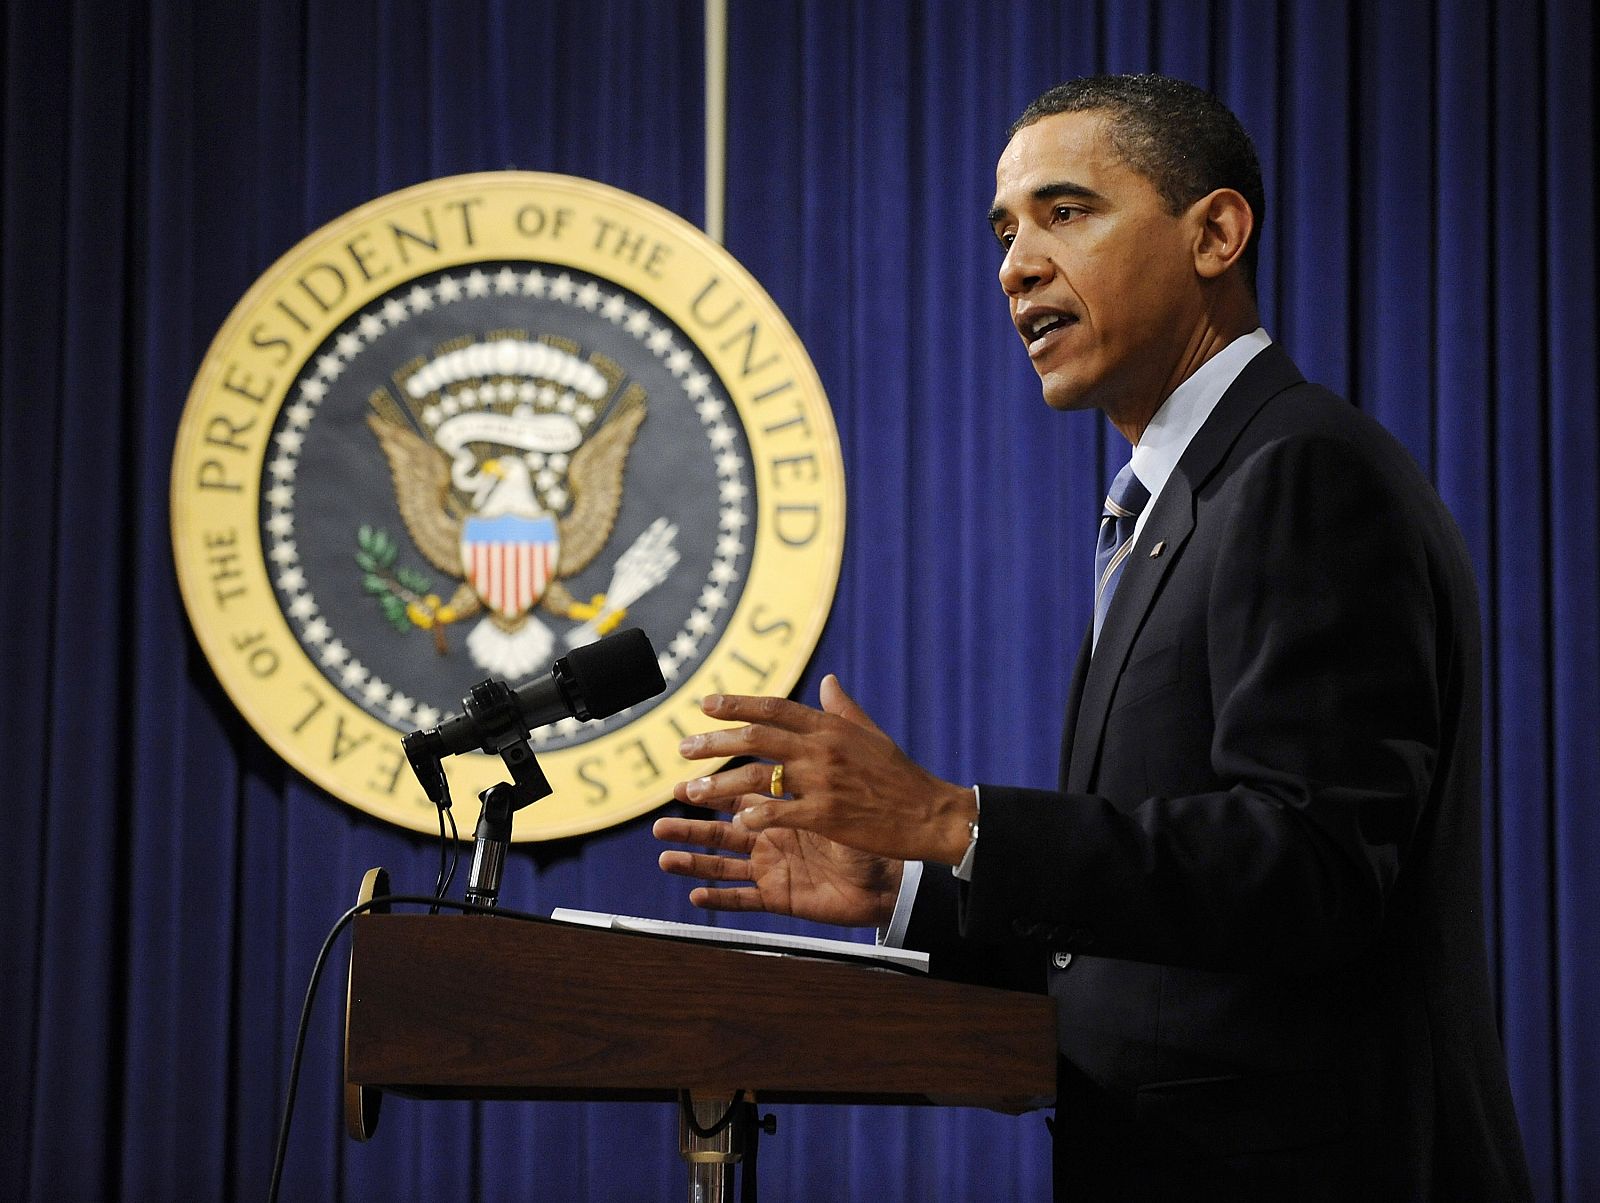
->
xmin=1066 ymin=484 xmax=1195 ymax=792
xmin=1065 ymin=344 xmax=1306 ymax=794
xmin=1058 ymin=626 xmax=1093 ymax=786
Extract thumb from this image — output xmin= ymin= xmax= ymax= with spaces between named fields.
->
xmin=819 ymin=673 xmax=884 ymax=734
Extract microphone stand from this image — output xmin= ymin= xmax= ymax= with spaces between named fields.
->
xmin=405 ymin=677 xmax=553 ymax=911
xmin=464 ymin=783 xmax=522 ymax=910
xmin=460 ymin=677 xmax=552 ymax=909
xmin=400 ymin=628 xmax=665 ymax=912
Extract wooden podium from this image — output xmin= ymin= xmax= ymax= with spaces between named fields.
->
xmin=344 ymin=906 xmax=1057 ymax=1196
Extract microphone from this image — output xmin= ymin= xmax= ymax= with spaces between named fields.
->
xmin=400 ymin=629 xmax=666 ymax=911
xmin=425 ymin=627 xmax=665 ymax=756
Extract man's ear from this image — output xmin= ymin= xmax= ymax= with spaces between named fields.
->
xmin=1191 ymin=188 xmax=1254 ymax=280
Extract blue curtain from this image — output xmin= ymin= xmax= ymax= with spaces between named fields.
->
xmin=2 ymin=1 xmax=1594 ymax=1199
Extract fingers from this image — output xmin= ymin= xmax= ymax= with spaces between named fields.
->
xmin=679 ymin=762 xmax=780 ymax=807
xmin=652 ymin=815 xmax=756 ymax=853
xmin=696 ymin=692 xmax=825 ymax=730
xmin=678 ymin=717 xmax=802 ymax=763
xmin=657 ymin=849 xmax=755 ymax=881
xmin=729 ymin=795 xmax=808 ymax=835
xmin=653 ymin=817 xmax=768 ymax=913
xmin=686 ymin=885 xmax=770 ymax=912
xmin=819 ymin=673 xmax=885 ymax=735
xmin=672 ymin=686 xmax=881 ymax=836
xmin=672 ymin=775 xmax=771 ymax=817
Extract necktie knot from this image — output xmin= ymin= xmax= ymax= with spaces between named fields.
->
xmin=1103 ymin=461 xmax=1150 ymax=520
xmin=1094 ymin=463 xmax=1150 ymax=645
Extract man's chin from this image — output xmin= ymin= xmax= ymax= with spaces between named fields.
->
xmin=1037 ymin=372 xmax=1098 ymax=413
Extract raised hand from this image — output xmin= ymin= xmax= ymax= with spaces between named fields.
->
xmin=652 ymin=811 xmax=903 ymax=929
xmin=654 ymin=674 xmax=977 ymax=926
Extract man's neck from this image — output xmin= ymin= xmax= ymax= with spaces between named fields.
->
xmin=1108 ymin=310 xmax=1260 ymax=445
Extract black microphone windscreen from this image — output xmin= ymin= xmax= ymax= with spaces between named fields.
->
xmin=562 ymin=628 xmax=665 ymax=719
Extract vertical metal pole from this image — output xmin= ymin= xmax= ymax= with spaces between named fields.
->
xmin=692 ymin=9 xmax=730 ymax=1193
xmin=679 ymin=1094 xmax=738 ymax=1203
xmin=704 ymin=0 xmax=727 ymax=245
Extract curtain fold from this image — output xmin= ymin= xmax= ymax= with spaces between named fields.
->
xmin=1 ymin=1 xmax=1594 ymax=1199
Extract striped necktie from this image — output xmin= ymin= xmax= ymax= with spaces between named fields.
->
xmin=1094 ymin=462 xmax=1151 ymax=645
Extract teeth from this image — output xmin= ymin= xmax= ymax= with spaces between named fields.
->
xmin=1028 ymin=314 xmax=1066 ymax=338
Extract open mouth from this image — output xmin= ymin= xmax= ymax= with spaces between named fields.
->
xmin=1024 ymin=311 xmax=1078 ymax=353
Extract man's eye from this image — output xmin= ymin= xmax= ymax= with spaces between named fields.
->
xmin=997 ymin=231 xmax=1015 ymax=250
xmin=1053 ymin=205 xmax=1080 ymax=222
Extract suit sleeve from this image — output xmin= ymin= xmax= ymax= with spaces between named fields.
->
xmin=956 ymin=430 xmax=1457 ymax=974
xmin=902 ymin=865 xmax=1045 ymax=992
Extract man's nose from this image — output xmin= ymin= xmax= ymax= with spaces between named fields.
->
xmin=999 ymin=229 xmax=1052 ymax=296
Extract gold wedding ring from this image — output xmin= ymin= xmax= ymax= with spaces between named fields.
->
xmin=769 ymin=763 xmax=785 ymax=796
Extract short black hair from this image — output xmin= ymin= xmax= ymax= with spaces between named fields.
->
xmin=1010 ymin=74 xmax=1265 ymax=291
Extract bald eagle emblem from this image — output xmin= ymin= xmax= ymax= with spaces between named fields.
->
xmin=365 ymin=336 xmax=679 ymax=678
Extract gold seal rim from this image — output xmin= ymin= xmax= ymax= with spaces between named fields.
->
xmin=171 ymin=172 xmax=845 ymax=841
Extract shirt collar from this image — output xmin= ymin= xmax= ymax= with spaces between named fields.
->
xmin=1128 ymin=327 xmax=1272 ymax=528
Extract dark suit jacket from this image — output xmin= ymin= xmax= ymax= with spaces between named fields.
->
xmin=905 ymin=345 xmax=1530 ymax=1200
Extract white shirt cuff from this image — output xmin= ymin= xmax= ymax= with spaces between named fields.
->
xmin=952 ymin=784 xmax=981 ymax=881
xmin=877 ymin=859 xmax=923 ymax=948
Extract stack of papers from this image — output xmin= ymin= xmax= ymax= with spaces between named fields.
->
xmin=550 ymin=908 xmax=929 ymax=973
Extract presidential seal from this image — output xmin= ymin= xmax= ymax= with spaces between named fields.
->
xmin=171 ymin=174 xmax=844 ymax=840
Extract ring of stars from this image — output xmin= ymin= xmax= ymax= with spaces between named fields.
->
xmin=263 ymin=264 xmax=754 ymax=734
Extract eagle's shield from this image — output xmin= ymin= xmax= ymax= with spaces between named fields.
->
xmin=460 ymin=512 xmax=559 ymax=619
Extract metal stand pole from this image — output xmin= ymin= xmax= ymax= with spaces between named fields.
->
xmin=463 ymin=782 xmax=517 ymax=910
xmin=679 ymin=1093 xmax=739 ymax=1203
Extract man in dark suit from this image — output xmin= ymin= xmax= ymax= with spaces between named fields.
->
xmin=656 ymin=74 xmax=1529 ymax=1198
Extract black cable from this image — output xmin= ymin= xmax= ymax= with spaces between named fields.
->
xmin=442 ymin=806 xmax=460 ymax=900
xmin=267 ymin=893 xmax=533 ymax=1203
xmin=429 ymin=803 xmax=448 ymax=914
xmin=677 ymin=1089 xmax=745 ymax=1139
xmin=427 ymin=804 xmax=461 ymax=915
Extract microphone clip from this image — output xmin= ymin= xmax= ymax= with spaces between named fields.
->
xmin=462 ymin=677 xmax=553 ymax=808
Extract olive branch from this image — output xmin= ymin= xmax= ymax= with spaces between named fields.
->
xmin=356 ymin=525 xmax=435 ymax=632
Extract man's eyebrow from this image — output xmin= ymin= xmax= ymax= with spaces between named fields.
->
xmin=987 ymin=181 xmax=1104 ymax=226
